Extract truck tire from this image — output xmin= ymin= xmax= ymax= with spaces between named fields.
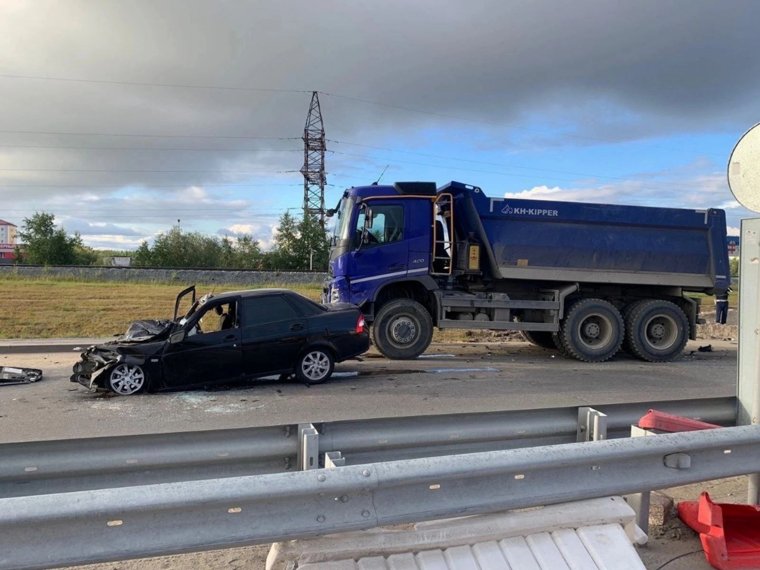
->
xmin=559 ymin=298 xmax=624 ymax=362
xmin=619 ymin=302 xmax=639 ymax=354
xmin=520 ymin=331 xmax=557 ymax=350
xmin=625 ymin=299 xmax=688 ymax=362
xmin=371 ymin=299 xmax=433 ymax=359
xmin=552 ymin=332 xmax=571 ymax=357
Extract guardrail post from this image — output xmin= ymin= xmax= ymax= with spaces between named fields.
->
xmin=297 ymin=424 xmax=319 ymax=470
xmin=738 ymin=218 xmax=760 ymax=504
xmin=324 ymin=451 xmax=345 ymax=468
xmin=577 ymin=407 xmax=607 ymax=442
xmin=627 ymin=424 xmax=655 ymax=534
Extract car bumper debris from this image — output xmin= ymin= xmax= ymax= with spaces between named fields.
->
xmin=0 ymin=366 xmax=43 ymax=385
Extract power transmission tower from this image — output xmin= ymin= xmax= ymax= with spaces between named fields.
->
xmin=300 ymin=91 xmax=327 ymax=228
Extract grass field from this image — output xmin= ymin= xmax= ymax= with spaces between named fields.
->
xmin=0 ymin=278 xmax=323 ymax=339
xmin=0 ymin=276 xmax=738 ymax=340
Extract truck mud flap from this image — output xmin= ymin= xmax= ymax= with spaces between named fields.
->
xmin=0 ymin=366 xmax=43 ymax=385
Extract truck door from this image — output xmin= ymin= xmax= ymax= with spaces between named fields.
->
xmin=348 ymin=203 xmax=409 ymax=299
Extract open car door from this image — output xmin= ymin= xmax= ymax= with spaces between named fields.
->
xmin=173 ymin=285 xmax=196 ymax=321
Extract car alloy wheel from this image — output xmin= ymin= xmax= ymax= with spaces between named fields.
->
xmin=296 ymin=349 xmax=334 ymax=385
xmin=108 ymin=363 xmax=146 ymax=395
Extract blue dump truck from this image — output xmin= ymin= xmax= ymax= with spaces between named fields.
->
xmin=323 ymin=181 xmax=730 ymax=363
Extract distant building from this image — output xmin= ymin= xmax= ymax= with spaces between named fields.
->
xmin=0 ymin=219 xmax=17 ymax=261
xmin=110 ymin=256 xmax=132 ymax=267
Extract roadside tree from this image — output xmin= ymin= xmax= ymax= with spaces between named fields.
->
xmin=17 ymin=212 xmax=97 ymax=265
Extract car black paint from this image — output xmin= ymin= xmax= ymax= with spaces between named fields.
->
xmin=71 ymin=288 xmax=369 ymax=395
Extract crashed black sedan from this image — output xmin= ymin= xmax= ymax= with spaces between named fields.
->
xmin=71 ymin=287 xmax=369 ymax=395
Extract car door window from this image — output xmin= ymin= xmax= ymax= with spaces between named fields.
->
xmin=240 ymin=295 xmax=300 ymax=327
xmin=194 ymin=301 xmax=237 ymax=334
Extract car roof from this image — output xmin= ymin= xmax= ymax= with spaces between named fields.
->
xmin=208 ymin=288 xmax=305 ymax=302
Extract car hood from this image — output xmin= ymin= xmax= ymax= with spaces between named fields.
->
xmin=121 ymin=319 xmax=175 ymax=342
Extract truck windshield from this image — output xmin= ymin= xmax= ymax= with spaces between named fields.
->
xmin=331 ymin=196 xmax=354 ymax=244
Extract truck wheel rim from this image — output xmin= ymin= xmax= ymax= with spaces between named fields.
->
xmin=302 ymin=351 xmax=330 ymax=381
xmin=390 ymin=316 xmax=417 ymax=345
xmin=578 ymin=314 xmax=613 ymax=348
xmin=643 ymin=315 xmax=678 ymax=349
xmin=110 ymin=364 xmax=145 ymax=395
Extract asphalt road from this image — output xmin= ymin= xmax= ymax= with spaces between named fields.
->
xmin=0 ymin=338 xmax=737 ymax=444
xmin=1 ymin=337 xmax=740 ymax=570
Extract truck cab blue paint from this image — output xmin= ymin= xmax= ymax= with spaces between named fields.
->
xmin=327 ymin=184 xmax=433 ymax=308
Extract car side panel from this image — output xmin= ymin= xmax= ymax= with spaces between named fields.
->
xmin=308 ymin=308 xmax=370 ymax=361
xmin=241 ymin=319 xmax=308 ymax=377
xmin=161 ymin=328 xmax=243 ymax=388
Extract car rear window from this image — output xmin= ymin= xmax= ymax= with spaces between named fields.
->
xmin=284 ymin=293 xmax=325 ymax=316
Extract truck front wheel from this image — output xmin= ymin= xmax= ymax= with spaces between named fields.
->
xmin=625 ymin=299 xmax=688 ymax=362
xmin=559 ymin=298 xmax=624 ymax=362
xmin=371 ymin=299 xmax=433 ymax=359
xmin=520 ymin=331 xmax=557 ymax=350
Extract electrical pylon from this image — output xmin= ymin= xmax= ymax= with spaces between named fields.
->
xmin=300 ymin=91 xmax=326 ymax=228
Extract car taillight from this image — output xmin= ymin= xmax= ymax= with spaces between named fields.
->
xmin=355 ymin=315 xmax=366 ymax=334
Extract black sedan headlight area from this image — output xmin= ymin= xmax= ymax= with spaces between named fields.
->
xmin=71 ymin=347 xmax=123 ymax=389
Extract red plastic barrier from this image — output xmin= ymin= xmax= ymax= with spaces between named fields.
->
xmin=638 ymin=409 xmax=721 ymax=432
xmin=678 ymin=492 xmax=760 ymax=570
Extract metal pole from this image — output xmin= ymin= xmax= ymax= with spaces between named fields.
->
xmin=737 ymin=218 xmax=760 ymax=503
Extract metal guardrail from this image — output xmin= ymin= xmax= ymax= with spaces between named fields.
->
xmin=0 ymin=397 xmax=736 ymax=497
xmin=2 ymin=424 xmax=759 ymax=570
xmin=0 ymin=425 xmax=297 ymax=498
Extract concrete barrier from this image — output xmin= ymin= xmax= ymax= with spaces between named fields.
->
xmin=0 ymin=265 xmax=326 ymax=286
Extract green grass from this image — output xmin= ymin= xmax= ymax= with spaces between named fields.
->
xmin=0 ymin=278 xmax=323 ymax=339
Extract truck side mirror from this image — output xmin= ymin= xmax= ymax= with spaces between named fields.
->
xmin=363 ymin=207 xmax=374 ymax=229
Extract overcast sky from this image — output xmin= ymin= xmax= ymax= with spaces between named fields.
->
xmin=1 ymin=0 xmax=758 ymax=250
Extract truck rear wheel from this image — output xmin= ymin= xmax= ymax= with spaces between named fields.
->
xmin=371 ymin=299 xmax=433 ymax=359
xmin=625 ymin=299 xmax=688 ymax=362
xmin=559 ymin=298 xmax=624 ymax=362
xmin=520 ymin=331 xmax=557 ymax=350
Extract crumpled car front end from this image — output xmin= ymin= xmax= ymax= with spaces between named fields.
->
xmin=70 ymin=319 xmax=174 ymax=391
xmin=71 ymin=345 xmax=123 ymax=390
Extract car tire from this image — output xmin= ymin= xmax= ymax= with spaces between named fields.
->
xmin=625 ymin=299 xmax=689 ymax=362
xmin=371 ymin=299 xmax=433 ymax=359
xmin=107 ymin=363 xmax=147 ymax=395
xmin=295 ymin=348 xmax=335 ymax=385
xmin=520 ymin=331 xmax=557 ymax=350
xmin=559 ymin=298 xmax=624 ymax=362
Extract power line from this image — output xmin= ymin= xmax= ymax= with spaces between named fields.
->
xmin=0 ymin=167 xmax=300 ymax=174
xmin=0 ymin=129 xmax=300 ymax=140
xmin=328 ymin=139 xmax=632 ymax=182
xmin=0 ymin=71 xmax=708 ymax=152
xmin=0 ymin=72 xmax=311 ymax=95
xmin=0 ymin=144 xmax=306 ymax=153
xmin=0 ymin=182 xmax=302 ymax=188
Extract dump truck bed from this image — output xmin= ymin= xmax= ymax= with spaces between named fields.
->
xmin=446 ymin=182 xmax=730 ymax=293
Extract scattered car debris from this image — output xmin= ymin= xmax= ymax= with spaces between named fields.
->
xmin=71 ymin=286 xmax=369 ymax=395
xmin=698 ymin=344 xmax=713 ymax=352
xmin=0 ymin=366 xmax=43 ymax=385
